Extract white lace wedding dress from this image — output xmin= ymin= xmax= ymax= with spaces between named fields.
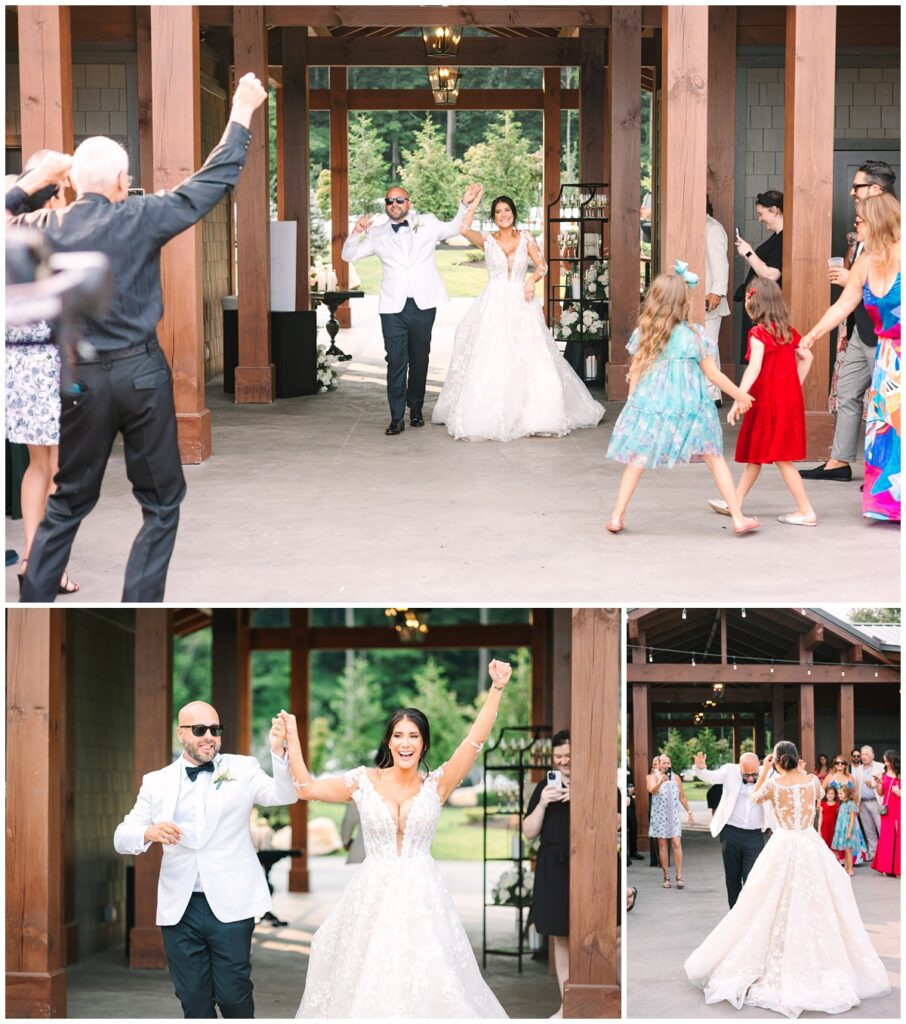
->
xmin=684 ymin=775 xmax=890 ymax=1018
xmin=296 ymin=765 xmax=508 ymax=1018
xmin=431 ymin=231 xmax=605 ymax=441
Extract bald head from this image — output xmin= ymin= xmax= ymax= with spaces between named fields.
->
xmin=178 ymin=701 xmax=220 ymax=726
xmin=176 ymin=701 xmax=222 ymax=765
xmin=70 ymin=136 xmax=129 ymax=198
xmin=739 ymin=752 xmax=760 ymax=772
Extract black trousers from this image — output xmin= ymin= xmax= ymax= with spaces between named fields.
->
xmin=20 ymin=342 xmax=186 ymax=602
xmin=161 ymin=893 xmax=255 ymax=1019
xmin=379 ymin=298 xmax=436 ymax=420
xmin=627 ymin=799 xmax=639 ymax=856
xmin=719 ymin=824 xmax=765 ymax=907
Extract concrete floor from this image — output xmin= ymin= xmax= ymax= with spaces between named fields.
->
xmin=67 ymin=857 xmax=560 ymax=1019
xmin=626 ymin=823 xmax=901 ymax=1019
xmin=6 ymin=297 xmax=899 ymax=604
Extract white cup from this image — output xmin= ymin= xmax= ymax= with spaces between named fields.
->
xmin=827 ymin=257 xmax=845 ymax=268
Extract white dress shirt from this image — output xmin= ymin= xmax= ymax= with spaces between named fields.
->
xmin=725 ymin=781 xmax=762 ymax=830
xmin=174 ymin=755 xmax=214 ymax=891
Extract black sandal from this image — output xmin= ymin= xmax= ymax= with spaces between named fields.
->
xmin=627 ymin=886 xmax=638 ymax=912
xmin=58 ymin=571 xmax=80 ymax=595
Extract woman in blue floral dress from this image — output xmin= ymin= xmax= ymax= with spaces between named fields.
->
xmin=605 ymin=266 xmax=759 ymax=536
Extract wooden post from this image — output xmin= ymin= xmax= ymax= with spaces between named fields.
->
xmin=606 ymin=7 xmax=642 ymax=400
xmin=60 ymin=613 xmax=78 ymax=965
xmin=754 ymin=711 xmax=766 ymax=760
xmin=631 ymin=682 xmax=650 ymax=847
xmin=542 ymin=67 xmax=561 ymax=325
xmin=731 ymin=715 xmax=741 ymax=761
xmin=330 ymin=66 xmax=351 ymax=328
xmin=135 ymin=6 xmax=153 ymax=192
xmin=578 ymin=29 xmax=606 ymax=184
xmin=565 ymin=608 xmax=619 ymax=1019
xmin=551 ymin=608 xmax=572 ymax=732
xmin=707 ymin=6 xmax=737 ymax=379
xmin=18 ymin=6 xmax=73 ymax=159
xmin=772 ymin=684 xmax=784 ymax=745
xmin=6 ymin=610 xmax=67 ymax=1018
xmin=212 ymin=609 xmax=251 ymax=755
xmin=784 ymin=5 xmax=837 ymax=457
xmin=234 ymin=5 xmax=274 ymax=403
xmin=798 ymin=684 xmax=816 ymax=772
xmin=283 ymin=29 xmax=312 ymax=312
xmin=838 ymin=685 xmax=855 ymax=762
xmin=130 ymin=610 xmax=173 ymax=970
xmin=532 ymin=609 xmax=551 ymax=730
xmin=151 ymin=6 xmax=212 ymax=462
xmin=289 ymin=609 xmax=311 ymax=892
xmin=660 ymin=5 xmax=708 ymax=324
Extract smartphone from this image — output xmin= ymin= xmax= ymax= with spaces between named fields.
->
xmin=735 ymin=227 xmax=740 ymax=238
xmin=546 ymin=769 xmax=563 ymax=789
xmin=127 ymin=187 xmax=145 ymax=197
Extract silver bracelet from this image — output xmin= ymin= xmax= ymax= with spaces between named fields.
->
xmin=492 ymin=682 xmax=506 ymax=691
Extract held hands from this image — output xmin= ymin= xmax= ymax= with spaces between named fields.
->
xmin=488 ymin=659 xmax=512 ymax=688
xmin=144 ymin=822 xmax=182 ymax=846
xmin=462 ymin=183 xmax=483 ymax=206
xmin=799 ymin=331 xmax=817 ymax=351
xmin=278 ymin=709 xmax=300 ymax=742
xmin=728 ymin=391 xmax=754 ymax=424
xmin=270 ymin=714 xmax=287 ymax=755
xmin=353 ymin=213 xmax=373 ymax=235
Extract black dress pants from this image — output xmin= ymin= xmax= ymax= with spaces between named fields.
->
xmin=20 ymin=341 xmax=186 ymax=602
xmin=161 ymin=893 xmax=255 ymax=1019
xmin=719 ymin=824 xmax=765 ymax=907
xmin=379 ymin=298 xmax=436 ymax=420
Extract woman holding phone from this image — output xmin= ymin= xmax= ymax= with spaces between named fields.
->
xmin=524 ymin=729 xmax=571 ymax=1017
xmin=648 ymin=753 xmax=695 ymax=888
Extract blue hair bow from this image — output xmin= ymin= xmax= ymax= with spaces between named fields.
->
xmin=673 ymin=259 xmax=699 ymax=288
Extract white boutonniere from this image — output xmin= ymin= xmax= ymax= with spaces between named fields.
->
xmin=212 ymin=757 xmax=235 ymax=790
xmin=411 ymin=216 xmax=422 ymax=233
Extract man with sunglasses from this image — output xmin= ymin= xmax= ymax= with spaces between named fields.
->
xmin=342 ymin=181 xmax=481 ymax=434
xmin=692 ymin=750 xmax=774 ymax=907
xmin=801 ymin=159 xmax=897 ymax=483
xmin=114 ymin=701 xmax=297 ymax=1018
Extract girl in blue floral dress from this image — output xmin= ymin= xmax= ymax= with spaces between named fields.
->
xmin=832 ymin=784 xmax=868 ymax=876
xmin=606 ymin=266 xmax=760 ymax=535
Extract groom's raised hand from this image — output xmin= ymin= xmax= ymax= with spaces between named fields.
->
xmin=462 ymin=183 xmax=482 ymax=206
xmin=270 ymin=714 xmax=287 ymax=756
xmin=694 ymin=751 xmax=707 ymax=770
xmin=353 ymin=213 xmax=373 ymax=235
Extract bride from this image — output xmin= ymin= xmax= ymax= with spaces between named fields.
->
xmin=281 ymin=660 xmax=513 ymax=1018
xmin=684 ymin=740 xmax=890 ymax=1018
xmin=431 ymin=187 xmax=605 ymax=441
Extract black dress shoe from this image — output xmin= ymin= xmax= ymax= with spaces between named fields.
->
xmin=799 ymin=462 xmax=852 ymax=481
xmin=410 ymin=410 xmax=425 ymax=427
xmin=630 ymin=853 xmax=645 ymax=861
xmin=385 ymin=419 xmax=405 ymax=435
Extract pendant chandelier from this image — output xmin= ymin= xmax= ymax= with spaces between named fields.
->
xmin=421 ymin=25 xmax=462 ymax=59
xmin=427 ymin=65 xmax=462 ymax=107
xmin=385 ymin=607 xmax=430 ymax=642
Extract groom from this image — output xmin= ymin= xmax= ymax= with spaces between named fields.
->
xmin=114 ymin=701 xmax=297 ymax=1018
xmin=341 ymin=182 xmax=481 ymax=434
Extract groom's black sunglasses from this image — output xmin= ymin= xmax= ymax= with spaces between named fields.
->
xmin=384 ymin=197 xmax=408 ymax=205
xmin=179 ymin=724 xmax=224 ymax=737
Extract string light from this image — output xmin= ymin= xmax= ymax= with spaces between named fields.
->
xmin=648 ymin=648 xmax=653 ymax=663
xmin=741 ymin=608 xmax=746 ymax=618
xmin=682 ymin=608 xmax=687 ymax=620
xmin=691 ymin=652 xmax=696 ymax=666
xmin=770 ymin=660 xmax=774 ymax=674
xmin=733 ymin=658 xmax=737 ymax=670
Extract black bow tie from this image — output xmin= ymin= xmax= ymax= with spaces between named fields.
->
xmin=186 ymin=761 xmax=215 ymax=781
xmin=391 ymin=220 xmax=409 ymax=233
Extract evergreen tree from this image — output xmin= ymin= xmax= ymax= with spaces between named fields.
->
xmin=411 ymin=657 xmax=470 ymax=769
xmin=847 ymin=607 xmax=900 ymax=624
xmin=347 ymin=113 xmax=390 ymax=214
xmin=473 ymin=647 xmax=532 ymax=748
xmin=660 ymin=727 xmax=690 ymax=772
xmin=398 ymin=115 xmax=464 ymax=220
xmin=327 ymin=657 xmax=385 ymax=770
xmin=460 ymin=111 xmax=543 ymax=226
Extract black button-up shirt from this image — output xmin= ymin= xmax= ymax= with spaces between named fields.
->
xmin=11 ymin=121 xmax=252 ymax=351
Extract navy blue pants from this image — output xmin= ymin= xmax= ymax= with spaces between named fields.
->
xmin=379 ymin=298 xmax=436 ymax=420
xmin=161 ymin=893 xmax=255 ymax=1019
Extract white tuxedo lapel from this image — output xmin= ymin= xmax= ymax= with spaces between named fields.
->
xmin=162 ymin=759 xmax=184 ymax=826
xmin=198 ymin=757 xmax=227 ymax=847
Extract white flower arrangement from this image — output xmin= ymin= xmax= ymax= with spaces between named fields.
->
xmin=316 ymin=344 xmax=339 ymax=394
xmin=584 ymin=260 xmax=609 ymax=297
xmin=212 ymin=757 xmax=235 ymax=790
xmin=492 ymin=867 xmax=535 ymax=907
xmin=555 ymin=305 xmax=603 ymax=341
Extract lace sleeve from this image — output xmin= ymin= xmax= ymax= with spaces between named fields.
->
xmin=343 ymin=766 xmax=364 ymax=793
xmin=812 ymin=774 xmax=825 ymax=801
xmin=427 ymin=764 xmax=446 ymax=783
xmin=751 ymin=776 xmax=774 ymax=804
xmin=525 ymin=231 xmax=548 ymax=276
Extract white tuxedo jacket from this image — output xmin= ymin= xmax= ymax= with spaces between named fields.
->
xmin=692 ymin=762 xmax=775 ymax=837
xmin=705 ymin=215 xmax=730 ymax=320
xmin=113 ymin=752 xmax=297 ymax=925
xmin=340 ymin=204 xmax=468 ymax=314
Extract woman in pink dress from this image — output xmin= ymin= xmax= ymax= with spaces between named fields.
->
xmin=871 ymin=750 xmax=900 ymax=878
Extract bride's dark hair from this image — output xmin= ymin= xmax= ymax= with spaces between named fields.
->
xmin=773 ymin=740 xmax=799 ymax=772
xmin=376 ymin=708 xmax=431 ymax=770
xmin=490 ymin=195 xmax=518 ymax=223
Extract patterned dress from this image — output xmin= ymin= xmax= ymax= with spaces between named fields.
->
xmin=649 ymin=776 xmax=683 ymax=838
xmin=825 ymin=778 xmax=869 ymax=863
xmin=862 ymin=272 xmax=900 ymax=521
xmin=607 ymin=321 xmax=723 ymax=468
xmin=5 ymin=320 xmax=61 ymax=445
xmin=832 ymin=799 xmax=869 ymax=861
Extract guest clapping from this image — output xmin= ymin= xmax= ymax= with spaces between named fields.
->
xmin=647 ymin=754 xmax=694 ymax=889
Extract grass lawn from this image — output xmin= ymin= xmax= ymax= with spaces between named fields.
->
xmin=308 ymin=801 xmax=514 ymax=860
xmin=684 ymin=781 xmax=711 ymax=802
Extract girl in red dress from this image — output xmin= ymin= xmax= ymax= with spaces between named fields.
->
xmin=709 ymin=278 xmax=817 ymax=526
xmin=819 ymin=784 xmax=841 ymax=857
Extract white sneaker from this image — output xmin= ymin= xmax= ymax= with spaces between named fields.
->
xmin=707 ymin=498 xmax=731 ymax=516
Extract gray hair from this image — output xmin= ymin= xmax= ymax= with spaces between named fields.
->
xmin=70 ymin=136 xmax=129 ymax=194
xmin=861 ymin=745 xmax=875 ymax=757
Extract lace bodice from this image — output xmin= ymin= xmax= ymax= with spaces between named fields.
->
xmin=344 ymin=765 xmax=443 ymax=859
xmin=483 ymin=231 xmax=530 ymax=283
xmin=752 ymin=775 xmax=824 ymax=831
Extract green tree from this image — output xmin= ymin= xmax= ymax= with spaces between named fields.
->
xmin=308 ymin=715 xmax=331 ymax=775
xmin=847 ymin=607 xmax=900 ymax=624
xmin=474 ymin=647 xmax=532 ymax=747
xmin=683 ymin=727 xmax=724 ymax=768
xmin=398 ymin=115 xmax=464 ymax=220
xmin=327 ymin=657 xmax=385 ymax=770
xmin=348 ymin=114 xmax=390 ymax=214
xmin=411 ymin=657 xmax=469 ymax=769
xmin=739 ymin=736 xmax=755 ymax=755
xmin=660 ymin=728 xmax=690 ymax=772
xmin=460 ymin=111 xmax=542 ymax=225
xmin=315 ymin=167 xmax=332 ymax=221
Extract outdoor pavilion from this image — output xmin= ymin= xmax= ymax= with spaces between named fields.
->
xmin=6 ymin=607 xmax=619 ymax=1018
xmin=628 ymin=607 xmax=901 ymax=849
xmin=12 ymin=5 xmax=900 ymax=463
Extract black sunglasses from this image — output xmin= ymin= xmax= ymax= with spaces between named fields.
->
xmin=852 ymin=182 xmax=881 ymax=192
xmin=179 ymin=724 xmax=223 ymax=737
xmin=835 ymin=760 xmax=846 ymax=765
xmin=384 ymin=196 xmax=408 ymax=205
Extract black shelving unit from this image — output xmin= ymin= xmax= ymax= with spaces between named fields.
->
xmin=482 ymin=725 xmax=552 ymax=973
xmin=546 ymin=183 xmax=610 ymax=389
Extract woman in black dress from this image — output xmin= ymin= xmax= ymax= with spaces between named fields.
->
xmin=732 ymin=190 xmax=784 ymax=363
xmin=524 ymin=730 xmax=571 ymax=1017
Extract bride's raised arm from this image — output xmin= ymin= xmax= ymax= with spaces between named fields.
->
xmin=459 ymin=186 xmax=486 ymax=251
xmin=278 ymin=710 xmax=356 ymax=804
xmin=435 ymin=659 xmax=511 ymax=803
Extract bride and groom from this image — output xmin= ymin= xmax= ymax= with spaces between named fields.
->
xmin=341 ymin=183 xmax=604 ymax=441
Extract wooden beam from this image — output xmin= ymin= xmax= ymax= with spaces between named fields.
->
xmin=135 ymin=7 xmax=153 ymax=193
xmin=250 ymin=623 xmax=535 ymax=651
xmin=838 ymin=684 xmax=855 ymax=761
xmin=212 ymin=609 xmax=251 ymax=755
xmin=234 ymin=5 xmax=275 ymax=402
xmin=6 ymin=610 xmax=67 ymax=1018
xmin=308 ymin=35 xmax=581 ymax=66
xmin=578 ymin=28 xmax=606 ymax=184
xmin=308 ymin=87 xmax=581 ymax=111
xmin=660 ymin=4 xmax=708 ymax=324
xmin=783 ymin=5 xmax=837 ymax=457
xmin=707 ymin=5 xmax=737 ymax=377
xmin=542 ymin=67 xmax=561 ymax=326
xmin=719 ymin=609 xmax=728 ymax=664
xmin=565 ymin=608 xmax=620 ymax=1019
xmin=606 ymin=7 xmax=642 ymax=401
xmin=330 ymin=66 xmax=351 ymax=327
xmin=130 ymin=610 xmax=173 ymax=970
xmin=282 ymin=28 xmax=312 ymax=312
xmin=289 ymin=609 xmax=310 ymax=893
xmin=151 ymin=5 xmax=212 ymax=462
xmin=18 ymin=6 xmax=73 ymax=158
xmin=802 ymin=623 xmax=824 ymax=652
xmin=628 ymin=664 xmax=896 ymax=684
xmin=798 ymin=683 xmax=815 ymax=770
